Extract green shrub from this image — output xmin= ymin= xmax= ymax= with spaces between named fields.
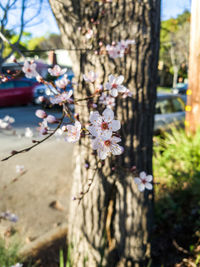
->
xmin=153 ymin=128 xmax=200 ymax=188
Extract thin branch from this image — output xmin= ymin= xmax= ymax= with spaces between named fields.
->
xmin=1 ymin=112 xmax=65 ymax=162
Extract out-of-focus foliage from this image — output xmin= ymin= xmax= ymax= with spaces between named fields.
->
xmin=2 ymin=30 xmax=30 ymax=59
xmin=153 ymin=128 xmax=200 ymax=265
xmin=160 ymin=10 xmax=190 ymax=76
xmin=0 ymin=237 xmax=21 ymax=266
xmin=154 ymin=127 xmax=200 ymax=187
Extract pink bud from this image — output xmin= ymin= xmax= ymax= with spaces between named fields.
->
xmin=40 ymin=127 xmax=48 ymax=135
xmin=38 ymin=96 xmax=44 ymax=102
xmin=46 ymin=115 xmax=57 ymax=124
xmin=35 ymin=109 xmax=47 ymax=119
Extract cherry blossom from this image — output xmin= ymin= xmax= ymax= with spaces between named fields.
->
xmin=22 ymin=61 xmax=38 ymax=79
xmin=85 ymin=29 xmax=94 ymax=39
xmin=35 ymin=109 xmax=47 ymax=119
xmin=16 ymin=165 xmax=25 ymax=173
xmin=46 ymin=115 xmax=58 ymax=124
xmin=50 ymin=90 xmax=73 ymax=105
xmin=37 ymin=119 xmax=49 ymax=135
xmin=99 ymin=93 xmax=115 ymax=108
xmin=106 ymin=39 xmax=135 ymax=59
xmin=106 ymin=44 xmax=124 ymax=58
xmin=105 ymin=74 xmax=127 ymax=97
xmin=88 ymin=108 xmax=120 ymax=140
xmin=122 ymin=88 xmax=133 ymax=98
xmin=55 ymin=74 xmax=69 ymax=89
xmin=48 ymin=64 xmax=67 ymax=76
xmin=92 ymin=136 xmax=124 ymax=160
xmin=134 ymin=172 xmax=153 ymax=192
xmin=83 ymin=71 xmax=98 ymax=83
xmin=25 ymin=127 xmax=33 ymax=138
xmin=65 ymin=121 xmax=81 ymax=143
xmin=0 ymin=115 xmax=15 ymax=129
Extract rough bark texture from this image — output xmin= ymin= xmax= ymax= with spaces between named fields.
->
xmin=49 ymin=1 xmax=160 ymax=266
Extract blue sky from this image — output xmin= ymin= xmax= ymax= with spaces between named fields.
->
xmin=2 ymin=0 xmax=192 ymax=37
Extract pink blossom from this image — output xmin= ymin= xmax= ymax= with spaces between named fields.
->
xmin=134 ymin=172 xmax=153 ymax=192
xmin=99 ymin=93 xmax=115 ymax=108
xmin=35 ymin=109 xmax=47 ymax=119
xmin=105 ymin=75 xmax=127 ymax=97
xmin=92 ymin=136 xmax=124 ymax=160
xmin=48 ymin=65 xmax=67 ymax=76
xmin=55 ymin=75 xmax=69 ymax=89
xmin=22 ymin=61 xmax=38 ymax=79
xmin=65 ymin=121 xmax=81 ymax=143
xmin=46 ymin=115 xmax=58 ymax=124
xmin=85 ymin=29 xmax=94 ymax=39
xmin=122 ymin=88 xmax=133 ymax=98
xmin=50 ymin=90 xmax=73 ymax=105
xmin=25 ymin=127 xmax=33 ymax=138
xmin=88 ymin=108 xmax=120 ymax=140
xmin=83 ymin=71 xmax=98 ymax=83
xmin=16 ymin=165 xmax=25 ymax=174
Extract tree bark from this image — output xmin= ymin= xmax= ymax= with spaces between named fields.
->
xmin=49 ymin=1 xmax=160 ymax=266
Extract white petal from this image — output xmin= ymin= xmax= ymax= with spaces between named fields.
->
xmin=140 ymin=171 xmax=146 ymax=179
xmin=145 ymin=183 xmax=153 ymax=190
xmin=138 ymin=183 xmax=145 ymax=192
xmin=89 ymin=111 xmax=102 ymax=125
xmin=118 ymin=85 xmax=127 ymax=93
xmin=110 ymin=144 xmax=124 ymax=155
xmin=134 ymin=178 xmax=141 ymax=185
xmin=98 ymin=149 xmax=108 ymax=160
xmin=92 ymin=138 xmax=102 ymax=150
xmin=75 ymin=120 xmax=81 ymax=130
xmin=111 ymin=136 xmax=121 ymax=143
xmin=88 ymin=125 xmax=99 ymax=137
xmin=146 ymin=175 xmax=153 ymax=182
xmin=101 ymin=130 xmax=112 ymax=140
xmin=110 ymin=89 xmax=118 ymax=97
xmin=110 ymin=120 xmax=120 ymax=131
xmin=105 ymin=82 xmax=112 ymax=90
xmin=108 ymin=74 xmax=115 ymax=84
xmin=102 ymin=108 xmax=114 ymax=122
xmin=115 ymin=75 xmax=124 ymax=85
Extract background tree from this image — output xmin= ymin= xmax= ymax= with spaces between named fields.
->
xmin=160 ymin=11 xmax=190 ymax=87
xmin=49 ymin=0 xmax=160 ymax=266
xmin=0 ymin=0 xmax=46 ymax=69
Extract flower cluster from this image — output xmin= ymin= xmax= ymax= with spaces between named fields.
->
xmin=106 ymin=39 xmax=135 ymax=59
xmin=0 ymin=115 xmax=15 ymax=129
xmin=99 ymin=93 xmax=115 ymax=108
xmin=88 ymin=108 xmax=123 ymax=159
xmin=21 ymin=60 xmax=152 ymax=194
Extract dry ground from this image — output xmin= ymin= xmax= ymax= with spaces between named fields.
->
xmin=0 ymin=131 xmax=74 ymax=256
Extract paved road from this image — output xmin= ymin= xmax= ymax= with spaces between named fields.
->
xmin=0 ymin=104 xmax=63 ymax=131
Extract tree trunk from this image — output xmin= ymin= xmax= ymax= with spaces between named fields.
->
xmin=172 ymin=65 xmax=179 ymax=88
xmin=186 ymin=0 xmax=200 ymax=134
xmin=49 ymin=1 xmax=160 ymax=266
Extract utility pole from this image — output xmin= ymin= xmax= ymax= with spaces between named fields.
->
xmin=185 ymin=0 xmax=200 ymax=133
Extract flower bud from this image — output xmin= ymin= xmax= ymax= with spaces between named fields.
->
xmin=35 ymin=109 xmax=47 ymax=119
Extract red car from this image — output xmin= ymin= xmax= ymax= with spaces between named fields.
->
xmin=0 ymin=78 xmax=39 ymax=107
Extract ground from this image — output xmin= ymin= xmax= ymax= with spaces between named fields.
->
xmin=0 ymin=105 xmax=74 ymax=265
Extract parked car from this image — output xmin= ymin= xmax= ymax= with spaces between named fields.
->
xmin=154 ymin=93 xmax=185 ymax=135
xmin=0 ymin=78 xmax=39 ymax=107
xmin=171 ymin=83 xmax=188 ymax=95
